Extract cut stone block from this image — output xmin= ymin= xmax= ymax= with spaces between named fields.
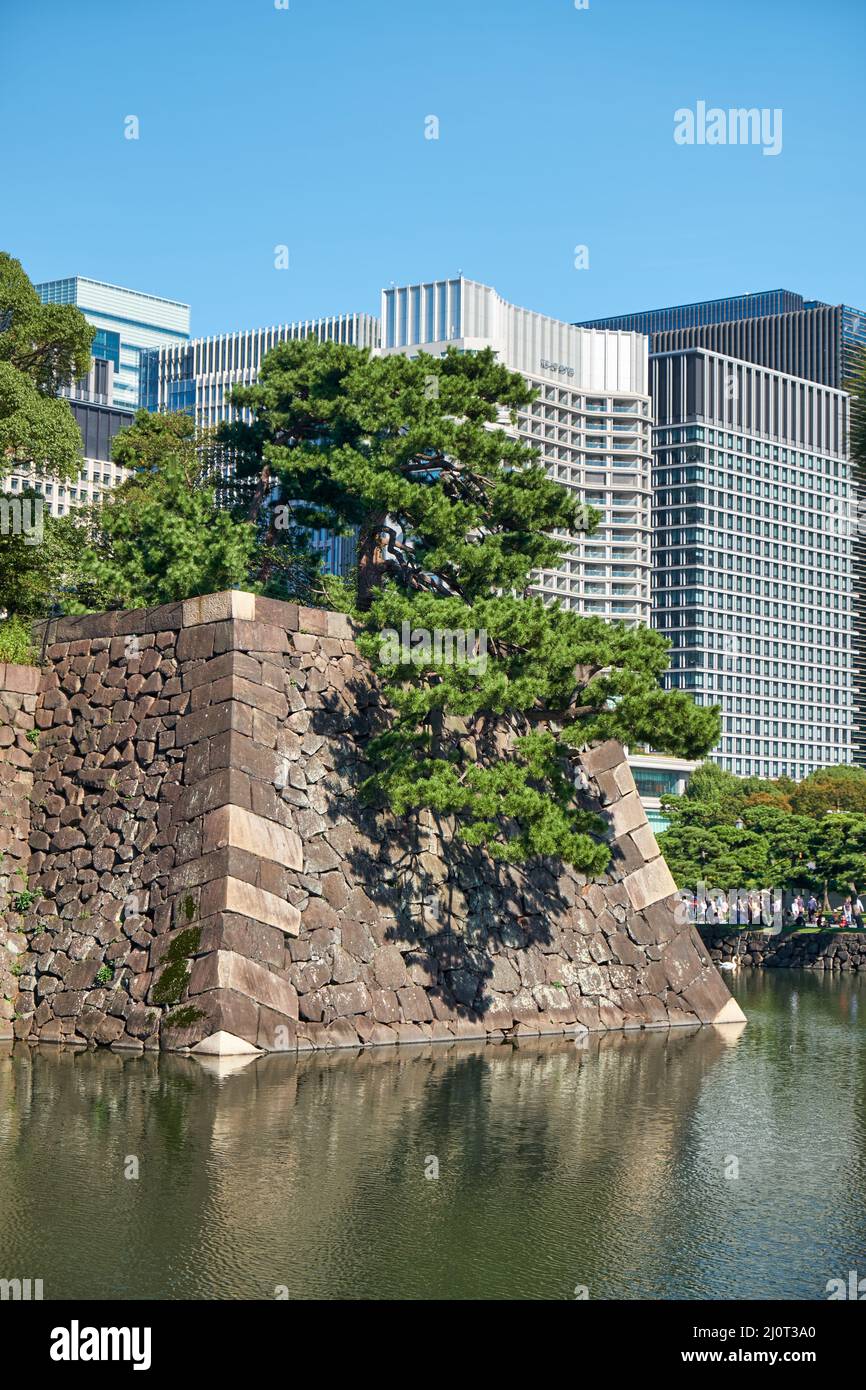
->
xmin=622 ymin=856 xmax=678 ymax=911
xmin=203 ymin=804 xmax=302 ymax=871
xmin=580 ymin=739 xmax=625 ymax=776
xmin=712 ymin=996 xmax=748 ymax=1026
xmin=190 ymin=949 xmax=298 ymax=1017
xmin=191 ymin=1030 xmax=262 ymax=1056
xmin=630 ymin=821 xmax=661 ymax=861
xmin=200 ymin=876 xmax=301 ymax=936
xmin=182 ymin=591 xmax=256 ymax=626
xmin=609 ymin=792 xmax=647 ymax=838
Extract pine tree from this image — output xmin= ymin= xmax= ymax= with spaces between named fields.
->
xmin=70 ymin=411 xmax=259 ymax=610
xmin=228 ymin=337 xmax=721 ymax=869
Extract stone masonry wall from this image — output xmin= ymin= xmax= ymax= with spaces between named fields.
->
xmin=7 ymin=593 xmax=743 ymax=1053
xmin=0 ymin=663 xmax=39 ymax=1036
xmin=701 ymin=927 xmax=866 ymax=973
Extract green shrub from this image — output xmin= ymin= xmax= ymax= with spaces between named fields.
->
xmin=164 ymin=1005 xmax=205 ymax=1030
xmin=95 ymin=964 xmax=114 ymax=986
xmin=10 ymin=887 xmax=42 ymax=913
xmin=0 ymin=616 xmax=37 ymax=666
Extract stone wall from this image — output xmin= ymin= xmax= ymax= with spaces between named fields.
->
xmin=702 ymin=927 xmax=866 ymax=973
xmin=0 ymin=663 xmax=39 ymax=1037
xmin=8 ymin=593 xmax=743 ymax=1054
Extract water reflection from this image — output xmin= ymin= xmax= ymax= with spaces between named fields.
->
xmin=0 ymin=970 xmax=864 ymax=1300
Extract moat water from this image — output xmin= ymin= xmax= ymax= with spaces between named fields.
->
xmin=1 ymin=969 xmax=864 ymax=1300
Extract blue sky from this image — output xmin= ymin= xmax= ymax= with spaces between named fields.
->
xmin=3 ymin=0 xmax=864 ymax=336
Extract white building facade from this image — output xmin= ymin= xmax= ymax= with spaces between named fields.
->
xmin=381 ymin=277 xmax=653 ymax=625
xmin=141 ymin=314 xmax=380 ymax=427
xmin=140 ymin=313 xmax=380 ymax=575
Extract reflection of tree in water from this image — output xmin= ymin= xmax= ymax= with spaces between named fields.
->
xmin=0 ymin=1027 xmax=740 ymax=1299
xmin=0 ymin=1045 xmax=225 ymax=1299
xmin=186 ymin=1029 xmax=740 ymax=1299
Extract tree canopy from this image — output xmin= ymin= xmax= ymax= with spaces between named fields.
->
xmin=227 ymin=337 xmax=720 ymax=867
xmin=0 ymin=486 xmax=89 ymax=619
xmin=0 ymin=253 xmax=93 ymax=484
xmin=68 ymin=410 xmax=259 ymax=610
xmin=659 ymin=761 xmax=866 ymax=894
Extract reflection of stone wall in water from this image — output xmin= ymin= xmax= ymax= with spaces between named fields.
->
xmin=1 ymin=593 xmax=744 ymax=1054
xmin=0 ymin=1029 xmax=745 ymax=1298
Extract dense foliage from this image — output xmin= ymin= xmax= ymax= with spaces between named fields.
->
xmin=228 ymin=337 xmax=720 ymax=867
xmin=68 ymin=411 xmax=260 ymax=610
xmin=0 ymin=254 xmax=94 ymax=654
xmin=659 ymin=762 xmax=866 ymax=893
xmin=0 ymin=253 xmax=92 ymax=484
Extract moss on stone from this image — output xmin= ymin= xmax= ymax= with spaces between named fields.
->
xmin=164 ymin=1006 xmax=205 ymax=1030
xmin=152 ymin=926 xmax=202 ymax=1007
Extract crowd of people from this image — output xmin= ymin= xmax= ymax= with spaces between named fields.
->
xmin=685 ymin=889 xmax=865 ymax=930
xmin=789 ymin=893 xmax=865 ymax=930
xmin=686 ymin=891 xmax=779 ymax=928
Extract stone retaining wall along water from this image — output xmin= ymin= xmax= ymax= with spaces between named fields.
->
xmin=701 ymin=928 xmax=866 ymax=972
xmin=6 ymin=593 xmax=743 ymax=1054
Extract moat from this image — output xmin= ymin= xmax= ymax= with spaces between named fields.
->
xmin=1 ymin=969 xmax=864 ymax=1301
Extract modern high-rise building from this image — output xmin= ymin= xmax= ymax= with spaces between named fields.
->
xmin=577 ymin=290 xmax=866 ymax=391
xmin=578 ymin=290 xmax=805 ymax=336
xmin=140 ymin=313 xmax=379 ymax=425
xmin=651 ymin=347 xmax=854 ymax=780
xmin=36 ymin=276 xmax=190 ymax=410
xmin=381 ymin=276 xmax=654 ymax=625
xmin=578 ymin=287 xmax=866 ymax=767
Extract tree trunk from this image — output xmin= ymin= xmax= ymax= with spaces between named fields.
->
xmin=356 ymin=511 xmax=388 ymax=611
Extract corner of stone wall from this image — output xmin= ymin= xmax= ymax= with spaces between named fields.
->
xmin=578 ymin=739 xmax=745 ymax=1028
xmin=159 ymin=593 xmax=360 ymax=1054
xmin=9 ymin=591 xmax=743 ymax=1055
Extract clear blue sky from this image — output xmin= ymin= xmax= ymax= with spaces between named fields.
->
xmin=3 ymin=0 xmax=864 ymax=336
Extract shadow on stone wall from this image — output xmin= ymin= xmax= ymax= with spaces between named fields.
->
xmin=3 ymin=594 xmax=743 ymax=1054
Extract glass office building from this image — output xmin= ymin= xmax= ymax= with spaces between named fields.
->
xmin=7 ymin=276 xmax=187 ymax=515
xmin=381 ymin=277 xmax=653 ymax=625
xmin=577 ymin=287 xmax=866 ymax=766
xmin=651 ymin=348 xmax=853 ymax=780
xmin=578 ymin=290 xmax=804 ymax=336
xmin=36 ymin=276 xmax=190 ymax=410
xmin=579 ymin=290 xmax=866 ymax=392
